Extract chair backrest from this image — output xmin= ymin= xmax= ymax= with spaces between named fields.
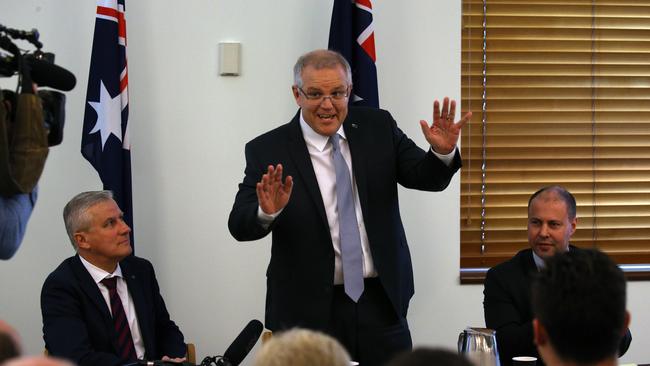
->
xmin=186 ymin=343 xmax=196 ymax=364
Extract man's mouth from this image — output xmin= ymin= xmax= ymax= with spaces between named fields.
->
xmin=318 ymin=114 xmax=336 ymax=120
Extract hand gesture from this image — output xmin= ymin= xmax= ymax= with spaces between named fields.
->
xmin=256 ymin=164 xmax=293 ymax=215
xmin=419 ymin=97 xmax=472 ymax=155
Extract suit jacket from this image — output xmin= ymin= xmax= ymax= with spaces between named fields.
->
xmin=483 ymin=247 xmax=631 ymax=366
xmin=41 ymin=255 xmax=186 ymax=366
xmin=228 ymin=107 xmax=461 ymax=331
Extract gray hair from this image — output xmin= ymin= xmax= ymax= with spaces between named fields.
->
xmin=254 ymin=328 xmax=350 ymax=366
xmin=293 ymin=49 xmax=352 ymax=88
xmin=63 ymin=190 xmax=114 ymax=250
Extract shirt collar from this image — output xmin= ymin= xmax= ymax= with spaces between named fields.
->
xmin=532 ymin=246 xmax=570 ymax=271
xmin=299 ymin=110 xmax=346 ymax=152
xmin=79 ymin=255 xmax=123 ymax=284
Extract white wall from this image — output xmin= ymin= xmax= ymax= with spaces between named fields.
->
xmin=1 ymin=1 xmax=648 ymax=365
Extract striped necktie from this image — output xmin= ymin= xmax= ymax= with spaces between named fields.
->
xmin=101 ymin=277 xmax=138 ymax=363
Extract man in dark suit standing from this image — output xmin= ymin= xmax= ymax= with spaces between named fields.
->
xmin=41 ymin=191 xmax=186 ymax=366
xmin=483 ymin=186 xmax=631 ymax=366
xmin=229 ymin=49 xmax=471 ymax=366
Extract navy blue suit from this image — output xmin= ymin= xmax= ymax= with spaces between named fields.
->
xmin=41 ymin=255 xmax=185 ymax=366
xmin=229 ymin=107 xmax=461 ymax=364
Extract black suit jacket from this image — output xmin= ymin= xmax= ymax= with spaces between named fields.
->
xmin=228 ymin=107 xmax=461 ymax=331
xmin=483 ymin=247 xmax=631 ymax=366
xmin=41 ymin=255 xmax=186 ymax=366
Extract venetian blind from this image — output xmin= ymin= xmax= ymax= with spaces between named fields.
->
xmin=460 ymin=0 xmax=650 ymax=283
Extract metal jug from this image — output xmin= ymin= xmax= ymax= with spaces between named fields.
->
xmin=457 ymin=327 xmax=501 ymax=366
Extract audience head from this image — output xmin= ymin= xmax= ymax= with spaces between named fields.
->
xmin=527 ymin=185 xmax=577 ymax=259
xmin=386 ymin=347 xmax=474 ymax=366
xmin=253 ymin=328 xmax=350 ymax=366
xmin=3 ymin=356 xmax=74 ymax=366
xmin=0 ymin=320 xmax=21 ymax=363
xmin=532 ymin=248 xmax=629 ymax=365
xmin=63 ymin=191 xmax=132 ymax=272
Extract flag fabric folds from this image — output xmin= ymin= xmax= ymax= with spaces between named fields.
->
xmin=328 ymin=0 xmax=379 ymax=108
xmin=81 ymin=0 xmax=134 ymax=244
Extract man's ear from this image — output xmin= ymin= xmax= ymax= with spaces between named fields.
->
xmin=533 ymin=318 xmax=548 ymax=346
xmin=291 ymin=85 xmax=300 ymax=103
xmin=74 ymin=232 xmax=90 ymax=250
xmin=622 ymin=310 xmax=631 ymax=333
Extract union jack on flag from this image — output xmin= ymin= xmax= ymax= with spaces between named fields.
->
xmin=328 ymin=0 xmax=379 ymax=108
xmin=81 ymin=0 xmax=134 ymax=245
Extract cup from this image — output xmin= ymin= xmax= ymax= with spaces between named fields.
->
xmin=512 ymin=356 xmax=537 ymax=366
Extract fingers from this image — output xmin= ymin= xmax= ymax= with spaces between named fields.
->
xmin=282 ymin=175 xmax=294 ymax=194
xmin=441 ymin=97 xmax=450 ymax=121
xmin=448 ymin=99 xmax=456 ymax=122
xmin=433 ymin=100 xmax=441 ymax=123
xmin=456 ymin=111 xmax=472 ymax=130
xmin=419 ymin=120 xmax=431 ymax=137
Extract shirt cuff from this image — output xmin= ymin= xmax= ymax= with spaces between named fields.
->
xmin=257 ymin=206 xmax=282 ymax=229
xmin=430 ymin=147 xmax=457 ymax=167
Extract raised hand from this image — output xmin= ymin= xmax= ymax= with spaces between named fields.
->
xmin=256 ymin=164 xmax=293 ymax=215
xmin=419 ymin=97 xmax=472 ymax=155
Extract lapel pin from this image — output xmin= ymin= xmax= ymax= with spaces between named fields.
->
xmin=351 ymin=123 xmax=358 ymax=128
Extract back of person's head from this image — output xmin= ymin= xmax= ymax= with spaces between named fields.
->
xmin=2 ymin=356 xmax=74 ymax=366
xmin=253 ymin=328 xmax=350 ymax=366
xmin=386 ymin=347 xmax=474 ymax=366
xmin=0 ymin=320 xmax=21 ymax=363
xmin=532 ymin=248 xmax=628 ymax=364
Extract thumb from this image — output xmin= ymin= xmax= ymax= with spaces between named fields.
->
xmin=419 ymin=120 xmax=430 ymax=138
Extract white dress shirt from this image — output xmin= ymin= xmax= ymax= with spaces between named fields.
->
xmin=79 ymin=256 xmax=145 ymax=359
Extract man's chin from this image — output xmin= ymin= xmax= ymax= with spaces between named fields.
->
xmin=534 ymin=245 xmax=556 ymax=258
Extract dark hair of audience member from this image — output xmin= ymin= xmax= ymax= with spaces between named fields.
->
xmin=532 ymin=249 xmax=626 ymax=364
xmin=386 ymin=347 xmax=475 ymax=366
xmin=0 ymin=331 xmax=21 ymax=363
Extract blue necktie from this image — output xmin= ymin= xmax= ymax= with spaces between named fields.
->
xmin=330 ymin=134 xmax=364 ymax=302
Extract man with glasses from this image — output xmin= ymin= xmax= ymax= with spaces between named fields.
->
xmin=229 ymin=49 xmax=471 ymax=366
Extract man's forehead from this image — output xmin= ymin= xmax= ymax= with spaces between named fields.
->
xmin=88 ymin=199 xmax=122 ymax=218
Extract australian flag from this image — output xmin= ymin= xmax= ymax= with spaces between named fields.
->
xmin=328 ymin=0 xmax=379 ymax=108
xmin=81 ymin=0 xmax=134 ymax=245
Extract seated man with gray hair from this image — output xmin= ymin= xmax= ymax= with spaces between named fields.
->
xmin=41 ymin=190 xmax=186 ymax=366
xmin=532 ymin=249 xmax=630 ymax=366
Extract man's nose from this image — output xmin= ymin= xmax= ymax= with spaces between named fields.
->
xmin=119 ymin=220 xmax=132 ymax=234
xmin=539 ymin=224 xmax=549 ymax=237
xmin=319 ymin=96 xmax=335 ymax=108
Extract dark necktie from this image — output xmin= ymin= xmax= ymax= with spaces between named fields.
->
xmin=330 ymin=134 xmax=364 ymax=302
xmin=101 ymin=277 xmax=138 ymax=363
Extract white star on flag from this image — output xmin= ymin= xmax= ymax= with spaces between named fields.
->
xmin=88 ymin=80 xmax=125 ymax=149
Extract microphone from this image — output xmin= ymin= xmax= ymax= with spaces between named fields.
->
xmin=25 ymin=55 xmax=76 ymax=91
xmin=217 ymin=320 xmax=264 ymax=366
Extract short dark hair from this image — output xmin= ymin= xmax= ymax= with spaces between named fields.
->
xmin=386 ymin=348 xmax=474 ymax=366
xmin=0 ymin=332 xmax=20 ymax=363
xmin=528 ymin=185 xmax=577 ymax=220
xmin=532 ymin=249 xmax=626 ymax=364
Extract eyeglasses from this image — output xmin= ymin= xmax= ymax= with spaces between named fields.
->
xmin=297 ymin=87 xmax=349 ymax=103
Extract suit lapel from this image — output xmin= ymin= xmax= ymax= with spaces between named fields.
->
xmin=71 ymin=256 xmax=112 ymax=320
xmin=287 ymin=112 xmax=329 ymax=229
xmin=343 ymin=114 xmax=369 ymax=215
xmin=121 ymin=258 xmax=152 ymax=358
